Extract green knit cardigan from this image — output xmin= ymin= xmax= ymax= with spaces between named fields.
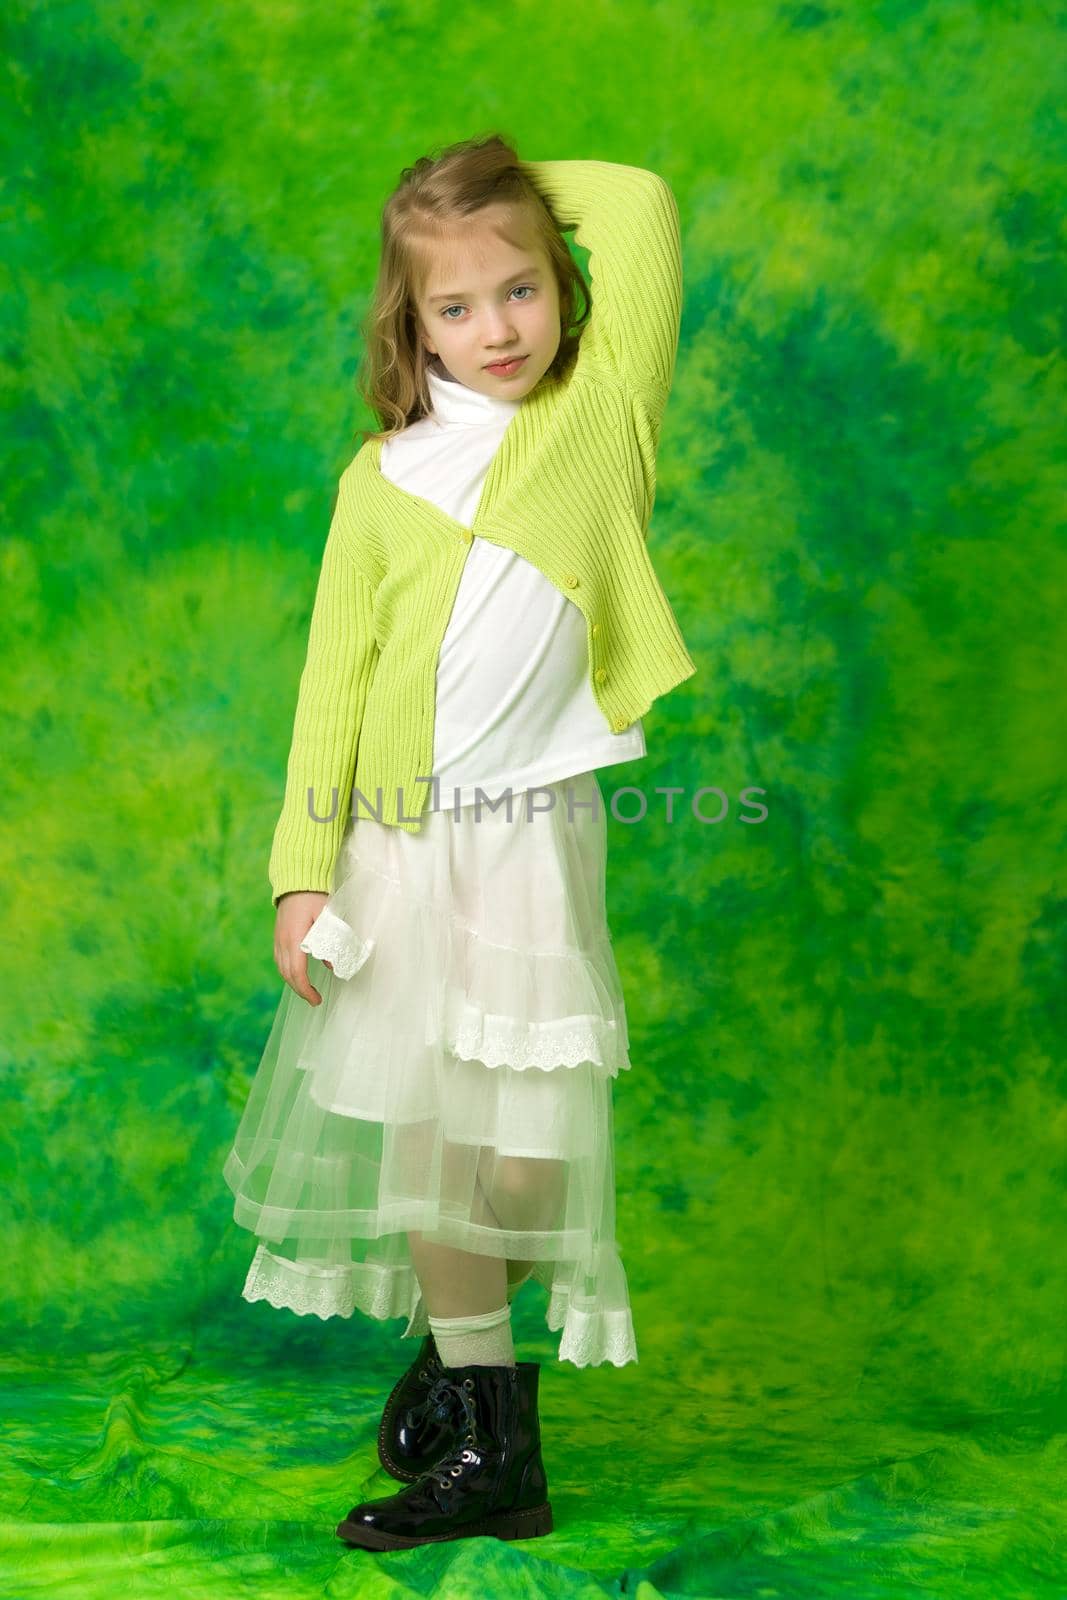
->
xmin=269 ymin=159 xmax=698 ymax=906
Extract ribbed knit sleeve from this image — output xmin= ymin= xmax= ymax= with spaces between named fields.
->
xmin=267 ymin=479 xmax=380 ymax=907
xmin=520 ymin=159 xmax=683 ymax=407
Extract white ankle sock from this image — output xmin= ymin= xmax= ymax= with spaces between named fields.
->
xmin=428 ymin=1302 xmax=516 ymax=1368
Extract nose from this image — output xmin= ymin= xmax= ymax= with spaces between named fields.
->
xmin=481 ymin=306 xmax=519 ymax=346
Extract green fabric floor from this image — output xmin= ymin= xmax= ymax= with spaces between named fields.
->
xmin=3 ymin=1327 xmax=1063 ymax=1593
xmin=3 ymin=0 xmax=1064 ymax=1594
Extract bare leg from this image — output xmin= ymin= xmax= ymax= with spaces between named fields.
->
xmin=486 ymin=1150 xmax=568 ymax=1299
xmin=481 ymin=1151 xmax=568 ymax=1239
xmin=406 ymin=1148 xmax=566 ymax=1318
xmin=406 ymin=1232 xmax=508 ymax=1318
xmin=406 ymin=1162 xmax=507 ymax=1318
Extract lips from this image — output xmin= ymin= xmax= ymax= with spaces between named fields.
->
xmin=485 ymin=356 xmax=527 ymax=375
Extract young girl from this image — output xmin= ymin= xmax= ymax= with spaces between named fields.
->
xmin=223 ymin=133 xmax=697 ymax=1552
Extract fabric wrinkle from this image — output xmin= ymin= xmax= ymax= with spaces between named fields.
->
xmin=224 ymin=769 xmax=639 ymax=1368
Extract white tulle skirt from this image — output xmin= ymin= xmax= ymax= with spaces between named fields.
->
xmin=222 ymin=769 xmax=638 ymax=1368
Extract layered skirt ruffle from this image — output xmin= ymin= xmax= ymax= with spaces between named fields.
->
xmin=223 ymin=769 xmax=638 ymax=1367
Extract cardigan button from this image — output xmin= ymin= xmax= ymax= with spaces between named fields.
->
xmin=595 ymin=667 xmax=607 ymax=684
xmin=591 ymin=622 xmax=599 ymax=636
xmin=612 ymin=716 xmax=628 ymax=733
xmin=563 ymin=574 xmax=579 ymax=588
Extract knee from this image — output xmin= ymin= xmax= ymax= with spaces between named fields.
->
xmin=489 ymin=1155 xmax=566 ymax=1213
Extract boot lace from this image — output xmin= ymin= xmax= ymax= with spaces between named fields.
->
xmin=418 ymin=1374 xmax=482 ymax=1492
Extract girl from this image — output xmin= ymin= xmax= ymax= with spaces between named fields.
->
xmin=223 ymin=133 xmax=697 ymax=1552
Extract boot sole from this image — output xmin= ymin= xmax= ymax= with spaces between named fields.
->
xmin=336 ymin=1500 xmax=553 ymax=1549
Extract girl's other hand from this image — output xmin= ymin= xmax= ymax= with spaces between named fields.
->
xmin=274 ymin=890 xmax=331 ymax=1004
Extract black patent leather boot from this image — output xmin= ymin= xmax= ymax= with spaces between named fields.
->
xmin=338 ymin=1361 xmax=552 ymax=1550
xmin=376 ymin=1333 xmax=450 ymax=1482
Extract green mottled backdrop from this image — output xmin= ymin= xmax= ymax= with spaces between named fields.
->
xmin=3 ymin=1 xmax=1064 ymax=1594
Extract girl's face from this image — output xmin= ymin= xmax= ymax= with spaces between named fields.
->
xmin=416 ymin=205 xmax=561 ymax=400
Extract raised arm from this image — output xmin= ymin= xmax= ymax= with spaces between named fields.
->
xmin=267 ymin=471 xmax=379 ymax=907
xmin=520 ymin=158 xmax=683 ymax=406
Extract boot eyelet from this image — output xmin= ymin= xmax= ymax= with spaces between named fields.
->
xmin=449 ymin=1466 xmax=462 ymax=1476
xmin=461 ymin=1449 xmax=474 ymax=1462
xmin=418 ymin=1368 xmax=428 ymax=1379
xmin=463 ymin=1378 xmax=475 ymax=1390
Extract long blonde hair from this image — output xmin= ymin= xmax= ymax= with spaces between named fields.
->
xmin=353 ymin=132 xmax=591 ymax=448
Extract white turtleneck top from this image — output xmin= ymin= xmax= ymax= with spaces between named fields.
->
xmin=377 ymin=362 xmax=646 ymax=811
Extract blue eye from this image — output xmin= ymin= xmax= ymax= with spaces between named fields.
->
xmin=440 ymin=285 xmax=535 ymax=319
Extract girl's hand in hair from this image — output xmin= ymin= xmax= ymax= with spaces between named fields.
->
xmin=274 ymin=890 xmax=331 ymax=1004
